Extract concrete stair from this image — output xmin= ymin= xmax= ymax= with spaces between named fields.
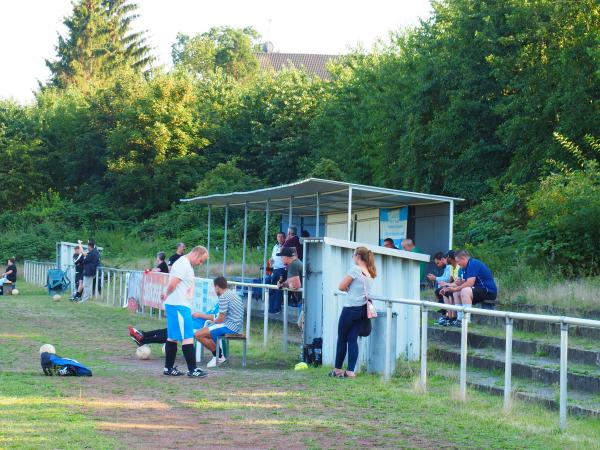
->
xmin=428 ymin=325 xmax=600 ymax=417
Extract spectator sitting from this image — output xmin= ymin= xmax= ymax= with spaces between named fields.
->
xmin=167 ymin=243 xmax=185 ymax=270
xmin=277 ymin=247 xmax=303 ymax=307
xmin=446 ymin=250 xmax=498 ymax=326
xmin=128 ymin=304 xmax=220 ymax=346
xmin=426 ymin=252 xmax=452 ymax=325
xmin=0 ymin=257 xmax=17 ymax=294
xmin=301 ymin=230 xmax=310 ymax=238
xmin=402 ymin=238 xmax=425 ymax=282
xmin=436 ymin=250 xmax=462 ymax=325
xmin=196 ymin=277 xmax=244 ymax=368
xmin=283 ymin=226 xmax=303 ymax=261
xmin=383 ymin=238 xmax=397 ymax=249
xmin=269 ymin=231 xmax=287 ymax=313
xmin=153 ymin=252 xmax=169 ymax=273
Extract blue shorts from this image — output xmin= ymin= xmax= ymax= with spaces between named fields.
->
xmin=192 ymin=317 xmax=208 ymax=330
xmin=165 ymin=304 xmax=194 ymax=341
xmin=208 ymin=323 xmax=236 ymax=341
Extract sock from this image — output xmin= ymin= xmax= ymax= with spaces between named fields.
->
xmin=181 ymin=343 xmax=196 ymax=372
xmin=164 ymin=341 xmax=177 ymax=370
xmin=211 ymin=349 xmax=217 ymax=357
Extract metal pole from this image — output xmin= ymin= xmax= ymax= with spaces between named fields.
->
xmin=263 ymin=289 xmax=270 ymax=347
xmin=120 ymin=273 xmax=124 ymax=306
xmin=242 ymin=202 xmax=248 ymax=282
xmin=283 ymin=290 xmax=289 ymax=352
xmin=245 ymin=287 xmax=252 ymax=344
xmin=262 ymin=200 xmax=270 ymax=284
xmin=420 ymin=306 xmax=428 ymax=390
xmin=223 ymin=205 xmax=228 ymax=276
xmin=459 ymin=311 xmax=470 ymax=401
xmin=288 ymin=197 xmax=293 ymax=231
xmin=384 ymin=300 xmax=393 ymax=382
xmin=347 ymin=187 xmax=353 ymax=241
xmin=315 ymin=192 xmax=320 ymax=236
xmin=448 ymin=200 xmax=454 ymax=250
xmin=504 ymin=317 xmax=514 ymax=411
xmin=559 ymin=322 xmax=569 ymax=431
xmin=107 ymin=271 xmax=111 ymax=305
xmin=112 ymin=270 xmax=117 ymax=306
xmin=206 ymin=205 xmax=211 ymax=278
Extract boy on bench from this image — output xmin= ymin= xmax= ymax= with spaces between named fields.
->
xmin=0 ymin=258 xmax=17 ymax=295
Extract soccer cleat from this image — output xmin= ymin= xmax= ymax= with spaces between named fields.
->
xmin=163 ymin=366 xmax=184 ymax=376
xmin=206 ymin=356 xmax=218 ymax=368
xmin=436 ymin=316 xmax=447 ymax=326
xmin=451 ymin=319 xmax=462 ymax=328
xmin=128 ymin=326 xmax=144 ymax=346
xmin=187 ymin=368 xmax=208 ymax=378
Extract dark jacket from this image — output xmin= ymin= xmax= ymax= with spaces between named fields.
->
xmin=83 ymin=248 xmax=100 ymax=276
xmin=283 ymin=235 xmax=303 ymax=261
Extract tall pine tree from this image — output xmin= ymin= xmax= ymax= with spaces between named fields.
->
xmin=46 ymin=0 xmax=153 ymax=89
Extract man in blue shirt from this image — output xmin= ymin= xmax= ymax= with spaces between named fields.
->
xmin=446 ymin=250 xmax=498 ymax=325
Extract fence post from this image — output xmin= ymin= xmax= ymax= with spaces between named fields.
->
xmin=459 ymin=310 xmax=470 ymax=401
xmin=504 ymin=317 xmax=514 ymax=411
xmin=559 ymin=322 xmax=569 ymax=431
xmin=283 ymin=290 xmax=289 ymax=352
xmin=384 ymin=300 xmax=393 ymax=382
xmin=420 ymin=305 xmax=428 ymax=390
xmin=94 ymin=268 xmax=99 ymax=298
xmin=245 ymin=287 xmax=252 ymax=344
xmin=263 ymin=288 xmax=270 ymax=347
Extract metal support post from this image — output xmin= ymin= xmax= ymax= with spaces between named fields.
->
xmin=559 ymin=322 xmax=569 ymax=431
xmin=459 ymin=311 xmax=470 ymax=401
xmin=242 ymin=202 xmax=248 ymax=282
xmin=283 ymin=290 xmax=289 ymax=352
xmin=384 ymin=300 xmax=393 ymax=382
xmin=504 ymin=317 xmax=514 ymax=411
xmin=223 ymin=205 xmax=228 ymax=276
xmin=420 ymin=306 xmax=428 ymax=390
xmin=263 ymin=289 xmax=270 ymax=347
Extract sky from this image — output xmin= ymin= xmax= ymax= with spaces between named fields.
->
xmin=0 ymin=0 xmax=432 ymax=104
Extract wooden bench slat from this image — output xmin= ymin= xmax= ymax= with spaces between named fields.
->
xmin=224 ymin=334 xmax=246 ymax=339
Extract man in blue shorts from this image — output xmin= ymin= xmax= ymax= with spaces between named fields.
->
xmin=160 ymin=245 xmax=209 ymax=378
xmin=196 ymin=276 xmax=244 ymax=368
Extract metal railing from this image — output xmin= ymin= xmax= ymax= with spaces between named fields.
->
xmin=23 ymin=260 xmax=301 ymax=351
xmin=344 ymin=292 xmax=600 ymax=431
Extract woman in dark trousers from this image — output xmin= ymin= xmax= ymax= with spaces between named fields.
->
xmin=330 ymin=246 xmax=376 ymax=378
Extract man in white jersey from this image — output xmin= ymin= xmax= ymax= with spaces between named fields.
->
xmin=160 ymin=245 xmax=208 ymax=378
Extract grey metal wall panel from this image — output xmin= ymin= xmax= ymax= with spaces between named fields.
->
xmin=413 ymin=203 xmax=451 ymax=256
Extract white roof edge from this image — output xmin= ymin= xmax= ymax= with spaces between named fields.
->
xmin=322 ymin=237 xmax=431 ymax=262
xmin=180 ymin=178 xmax=464 ymax=204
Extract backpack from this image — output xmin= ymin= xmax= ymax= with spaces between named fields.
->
xmin=303 ymin=338 xmax=322 ymax=367
xmin=41 ymin=352 xmax=93 ymax=376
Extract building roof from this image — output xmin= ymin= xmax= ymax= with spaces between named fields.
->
xmin=181 ymin=178 xmax=463 ymax=216
xmin=255 ymin=53 xmax=340 ymax=79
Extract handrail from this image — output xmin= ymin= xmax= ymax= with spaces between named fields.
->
xmin=336 ymin=291 xmax=600 ymax=431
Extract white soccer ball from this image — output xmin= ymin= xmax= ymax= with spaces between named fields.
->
xmin=52 ymin=294 xmax=61 ymax=301
xmin=40 ymin=344 xmax=56 ymax=354
xmin=136 ymin=345 xmax=151 ymax=360
xmin=11 ymin=289 xmax=19 ymax=295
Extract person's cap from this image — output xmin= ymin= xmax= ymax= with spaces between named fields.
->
xmin=445 ymin=250 xmax=456 ymax=259
xmin=276 ymin=247 xmax=296 ymax=257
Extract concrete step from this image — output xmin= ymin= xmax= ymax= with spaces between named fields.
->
xmin=429 ymin=341 xmax=600 ymax=394
xmin=435 ymin=365 xmax=600 ymax=418
xmin=428 ymin=326 xmax=600 ymax=367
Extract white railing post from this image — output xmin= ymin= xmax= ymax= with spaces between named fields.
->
xmin=504 ymin=317 xmax=514 ymax=411
xmin=420 ymin=305 xmax=428 ymax=390
xmin=283 ymin=290 xmax=289 ymax=352
xmin=263 ymin=288 xmax=270 ymax=347
xmin=384 ymin=300 xmax=393 ymax=382
xmin=95 ymin=268 xmax=99 ymax=299
xmin=245 ymin=287 xmax=252 ymax=344
xmin=559 ymin=322 xmax=569 ymax=431
xmin=459 ymin=310 xmax=470 ymax=401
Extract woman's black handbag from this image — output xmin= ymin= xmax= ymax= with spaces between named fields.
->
xmin=358 ymin=315 xmax=372 ymax=337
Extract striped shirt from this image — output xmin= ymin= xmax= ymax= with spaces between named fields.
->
xmin=219 ymin=289 xmax=244 ymax=333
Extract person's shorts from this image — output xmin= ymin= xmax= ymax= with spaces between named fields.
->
xmin=208 ymin=323 xmax=237 ymax=341
xmin=192 ymin=317 xmax=208 ymax=330
xmin=472 ymin=287 xmax=497 ymax=304
xmin=165 ymin=304 xmax=194 ymax=341
xmin=75 ymin=272 xmax=83 ymax=285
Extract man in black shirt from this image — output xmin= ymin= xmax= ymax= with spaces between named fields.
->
xmin=1 ymin=258 xmax=17 ymax=294
xmin=167 ymin=243 xmax=185 ymax=269
xmin=71 ymin=241 xmax=85 ymax=300
xmin=79 ymin=239 xmax=100 ymax=303
xmin=153 ymin=252 xmax=169 ymax=273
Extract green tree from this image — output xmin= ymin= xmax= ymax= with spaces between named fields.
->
xmin=172 ymin=27 xmax=260 ymax=79
xmin=46 ymin=0 xmax=153 ymax=89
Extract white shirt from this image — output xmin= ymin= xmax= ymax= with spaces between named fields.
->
xmin=164 ymin=256 xmax=195 ymax=308
xmin=271 ymin=243 xmax=285 ymax=269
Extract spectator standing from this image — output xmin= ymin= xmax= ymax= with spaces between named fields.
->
xmin=70 ymin=241 xmax=85 ymax=301
xmin=277 ymin=247 xmax=303 ymax=307
xmin=79 ymin=239 xmax=100 ymax=303
xmin=330 ymin=246 xmax=376 ymax=379
xmin=167 ymin=243 xmax=185 ymax=270
xmin=402 ymin=238 xmax=425 ymax=282
xmin=153 ymin=252 xmax=169 ymax=273
xmin=283 ymin=226 xmax=303 ymax=261
xmin=269 ymin=232 xmax=287 ymax=313
xmin=447 ymin=250 xmax=498 ymax=325
xmin=160 ymin=245 xmax=209 ymax=378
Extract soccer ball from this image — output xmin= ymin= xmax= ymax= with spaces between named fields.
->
xmin=11 ymin=289 xmax=19 ymax=295
xmin=136 ymin=345 xmax=151 ymax=360
xmin=52 ymin=294 xmax=61 ymax=301
xmin=39 ymin=344 xmax=56 ymax=354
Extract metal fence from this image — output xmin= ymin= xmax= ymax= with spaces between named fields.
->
xmin=23 ymin=260 xmax=56 ymax=286
xmin=344 ymin=292 xmax=600 ymax=431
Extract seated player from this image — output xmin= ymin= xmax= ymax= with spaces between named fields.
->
xmin=0 ymin=258 xmax=17 ymax=294
xmin=196 ymin=277 xmax=244 ymax=368
xmin=426 ymin=252 xmax=452 ymax=325
xmin=128 ymin=303 xmax=219 ymax=346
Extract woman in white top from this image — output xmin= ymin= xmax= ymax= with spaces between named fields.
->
xmin=330 ymin=246 xmax=377 ymax=378
xmin=269 ymin=231 xmax=287 ymax=313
